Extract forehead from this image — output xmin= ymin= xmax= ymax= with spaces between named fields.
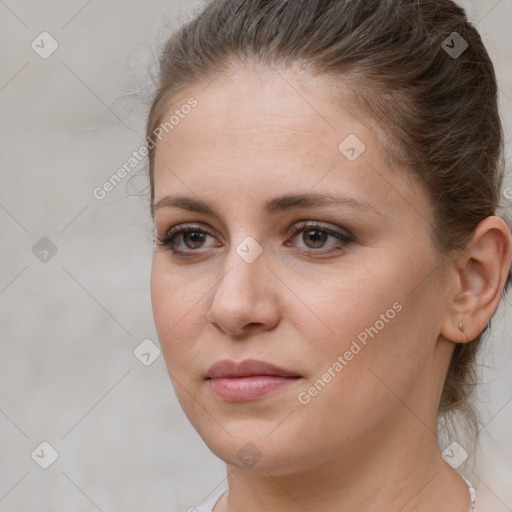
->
xmin=182 ymin=65 xmax=353 ymax=135
xmin=152 ymin=65 xmax=430 ymax=223
xmin=155 ymin=66 xmax=369 ymax=172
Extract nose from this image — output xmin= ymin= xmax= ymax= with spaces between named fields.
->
xmin=206 ymin=247 xmax=280 ymax=337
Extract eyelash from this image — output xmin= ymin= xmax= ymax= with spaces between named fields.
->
xmin=154 ymin=221 xmax=354 ymax=258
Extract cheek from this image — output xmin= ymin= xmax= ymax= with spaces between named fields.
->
xmin=150 ymin=258 xmax=206 ymax=370
xmin=286 ymin=262 xmax=398 ymax=350
xmin=284 ymin=281 xmax=421 ymax=450
xmin=287 ymin=256 xmax=431 ymax=394
xmin=150 ymin=259 xmax=173 ymax=337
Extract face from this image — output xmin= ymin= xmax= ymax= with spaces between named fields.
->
xmin=150 ymin=64 xmax=452 ymax=475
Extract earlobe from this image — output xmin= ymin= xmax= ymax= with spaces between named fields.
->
xmin=440 ymin=216 xmax=512 ymax=344
xmin=441 ymin=313 xmax=470 ymax=344
xmin=456 ymin=320 xmax=468 ymax=343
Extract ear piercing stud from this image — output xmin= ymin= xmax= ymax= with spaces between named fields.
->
xmin=458 ymin=321 xmax=464 ymax=333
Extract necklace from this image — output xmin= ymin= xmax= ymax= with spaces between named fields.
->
xmin=461 ymin=476 xmax=476 ymax=512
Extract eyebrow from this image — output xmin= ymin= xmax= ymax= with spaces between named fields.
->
xmin=153 ymin=192 xmax=381 ymax=216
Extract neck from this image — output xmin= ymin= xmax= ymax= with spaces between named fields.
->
xmin=218 ymin=416 xmax=471 ymax=512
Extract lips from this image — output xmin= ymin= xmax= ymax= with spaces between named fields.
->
xmin=206 ymin=358 xmax=301 ymax=379
xmin=205 ymin=359 xmax=302 ymax=401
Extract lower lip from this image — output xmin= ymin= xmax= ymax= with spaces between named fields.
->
xmin=208 ymin=376 xmax=300 ymax=401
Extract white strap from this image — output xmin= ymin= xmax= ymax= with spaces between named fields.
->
xmin=461 ymin=476 xmax=476 ymax=512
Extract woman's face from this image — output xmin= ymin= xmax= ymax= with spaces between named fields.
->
xmin=150 ymin=65 xmax=452 ymax=475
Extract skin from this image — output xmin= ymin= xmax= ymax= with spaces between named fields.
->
xmin=150 ymin=63 xmax=512 ymax=512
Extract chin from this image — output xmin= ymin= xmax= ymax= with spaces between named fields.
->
xmin=194 ymin=422 xmax=304 ymax=474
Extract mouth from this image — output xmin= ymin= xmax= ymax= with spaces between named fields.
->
xmin=205 ymin=358 xmax=302 ymax=402
xmin=206 ymin=358 xmax=301 ymax=379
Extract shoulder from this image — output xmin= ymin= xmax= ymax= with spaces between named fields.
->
xmin=188 ymin=488 xmax=227 ymax=512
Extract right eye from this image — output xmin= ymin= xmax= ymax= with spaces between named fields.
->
xmin=155 ymin=224 xmax=220 ymax=256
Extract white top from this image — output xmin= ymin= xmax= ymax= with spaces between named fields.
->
xmin=190 ymin=487 xmax=227 ymax=512
xmin=189 ymin=477 xmax=476 ymax=512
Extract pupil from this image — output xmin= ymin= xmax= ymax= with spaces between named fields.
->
xmin=304 ymin=229 xmax=327 ymax=248
xmin=185 ymin=232 xmax=205 ymax=248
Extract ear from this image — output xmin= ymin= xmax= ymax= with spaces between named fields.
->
xmin=441 ymin=216 xmax=512 ymax=344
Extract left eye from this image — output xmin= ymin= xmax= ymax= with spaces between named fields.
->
xmin=285 ymin=223 xmax=353 ymax=253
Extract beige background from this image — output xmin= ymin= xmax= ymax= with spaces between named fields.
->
xmin=0 ymin=0 xmax=511 ymax=510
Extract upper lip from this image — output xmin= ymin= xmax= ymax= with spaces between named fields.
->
xmin=206 ymin=359 xmax=301 ymax=379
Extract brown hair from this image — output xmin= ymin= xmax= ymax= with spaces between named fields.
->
xmin=146 ymin=0 xmax=511 ymax=440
